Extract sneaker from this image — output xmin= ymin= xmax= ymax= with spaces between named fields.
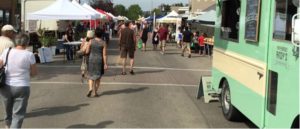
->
xmin=160 ymin=51 xmax=164 ymax=55
xmin=188 ymin=55 xmax=191 ymax=58
xmin=181 ymin=54 xmax=184 ymax=57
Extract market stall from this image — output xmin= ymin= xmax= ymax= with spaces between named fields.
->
xmin=157 ymin=11 xmax=182 ymax=42
xmin=27 ymin=0 xmax=97 ymax=21
xmin=27 ymin=0 xmax=99 ymax=63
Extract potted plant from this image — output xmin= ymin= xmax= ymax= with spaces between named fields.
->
xmin=37 ymin=28 xmax=56 ymax=63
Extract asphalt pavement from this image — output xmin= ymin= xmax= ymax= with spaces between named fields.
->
xmin=0 ymin=38 xmax=254 ymax=128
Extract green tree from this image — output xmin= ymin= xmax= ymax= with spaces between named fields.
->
xmin=114 ymin=4 xmax=127 ymax=16
xmin=151 ymin=8 xmax=162 ymax=16
xmin=126 ymin=4 xmax=143 ymax=20
xmin=172 ymin=3 xmax=184 ymax=7
xmin=90 ymin=0 xmax=114 ymax=13
xmin=163 ymin=4 xmax=171 ymax=12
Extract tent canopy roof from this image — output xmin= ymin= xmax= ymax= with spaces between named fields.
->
xmin=157 ymin=10 xmax=181 ymax=23
xmin=188 ymin=10 xmax=216 ymax=24
xmin=71 ymin=0 xmax=97 ymax=19
xmin=27 ymin=0 xmax=94 ymax=20
xmin=81 ymin=2 xmax=107 ymax=19
xmin=165 ymin=10 xmax=180 ymax=18
xmin=145 ymin=15 xmax=164 ymax=21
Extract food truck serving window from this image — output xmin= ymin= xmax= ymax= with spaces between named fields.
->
xmin=273 ymin=0 xmax=298 ymax=42
xmin=220 ymin=0 xmax=241 ymax=41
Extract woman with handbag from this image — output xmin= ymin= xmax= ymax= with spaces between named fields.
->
xmin=80 ymin=30 xmax=94 ymax=83
xmin=85 ymin=28 xmax=108 ymax=97
xmin=0 ymin=33 xmax=37 ymax=128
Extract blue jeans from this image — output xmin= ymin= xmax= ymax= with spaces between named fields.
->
xmin=65 ymin=45 xmax=74 ymax=60
xmin=0 ymin=86 xmax=30 ymax=128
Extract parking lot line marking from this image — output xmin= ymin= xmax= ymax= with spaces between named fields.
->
xmin=37 ymin=65 xmax=211 ymax=72
xmin=30 ymin=81 xmax=198 ymax=87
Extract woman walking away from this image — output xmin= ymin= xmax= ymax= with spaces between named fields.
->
xmin=85 ymin=28 xmax=108 ymax=97
xmin=152 ymin=28 xmax=159 ymax=50
xmin=80 ymin=30 xmax=94 ymax=83
xmin=0 ymin=33 xmax=37 ymax=128
xmin=140 ymin=23 xmax=150 ymax=52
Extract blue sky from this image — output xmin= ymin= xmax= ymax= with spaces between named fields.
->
xmin=83 ymin=0 xmax=189 ymax=11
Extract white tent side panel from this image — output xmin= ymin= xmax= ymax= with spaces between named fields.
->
xmin=25 ymin=0 xmax=58 ymax=31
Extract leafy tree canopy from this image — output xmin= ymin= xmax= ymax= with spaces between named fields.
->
xmin=126 ymin=4 xmax=143 ymax=20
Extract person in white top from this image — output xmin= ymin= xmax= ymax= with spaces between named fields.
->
xmin=0 ymin=33 xmax=37 ymax=128
xmin=0 ymin=24 xmax=16 ymax=54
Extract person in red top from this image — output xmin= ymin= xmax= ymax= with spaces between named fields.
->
xmin=158 ymin=25 xmax=169 ymax=55
xmin=198 ymin=33 xmax=206 ymax=56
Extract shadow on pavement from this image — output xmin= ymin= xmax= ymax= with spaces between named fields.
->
xmin=165 ymin=52 xmax=182 ymax=55
xmin=131 ymin=70 xmax=164 ymax=75
xmin=66 ymin=120 xmax=114 ymax=128
xmin=104 ymin=69 xmax=164 ymax=76
xmin=26 ymin=103 xmax=89 ymax=118
xmin=99 ymin=87 xmax=149 ymax=97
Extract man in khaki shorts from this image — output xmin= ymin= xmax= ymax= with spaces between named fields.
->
xmin=158 ymin=25 xmax=168 ymax=55
xmin=182 ymin=27 xmax=193 ymax=58
xmin=119 ymin=21 xmax=136 ymax=75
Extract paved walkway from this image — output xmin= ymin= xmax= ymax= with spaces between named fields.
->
xmin=0 ymin=38 xmax=253 ymax=128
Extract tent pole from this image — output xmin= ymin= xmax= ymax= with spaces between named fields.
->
xmin=153 ymin=12 xmax=156 ymax=31
xmin=90 ymin=20 xmax=92 ymax=30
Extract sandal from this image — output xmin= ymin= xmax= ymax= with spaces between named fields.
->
xmin=86 ymin=90 xmax=92 ymax=97
xmin=93 ymin=93 xmax=99 ymax=97
xmin=130 ymin=70 xmax=135 ymax=75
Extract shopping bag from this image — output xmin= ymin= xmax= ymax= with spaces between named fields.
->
xmin=191 ymin=43 xmax=195 ymax=48
xmin=138 ymin=39 xmax=143 ymax=49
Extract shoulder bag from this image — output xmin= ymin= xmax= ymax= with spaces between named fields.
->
xmin=0 ymin=47 xmax=12 ymax=87
xmin=77 ymin=41 xmax=89 ymax=56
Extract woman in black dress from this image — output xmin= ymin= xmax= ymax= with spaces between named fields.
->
xmin=141 ymin=23 xmax=150 ymax=52
xmin=152 ymin=28 xmax=159 ymax=50
xmin=85 ymin=28 xmax=108 ymax=97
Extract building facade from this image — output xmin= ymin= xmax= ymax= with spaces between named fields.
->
xmin=0 ymin=0 xmax=19 ymax=29
xmin=189 ymin=0 xmax=216 ymax=16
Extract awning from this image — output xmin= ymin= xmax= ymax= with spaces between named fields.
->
xmin=188 ymin=10 xmax=216 ymax=25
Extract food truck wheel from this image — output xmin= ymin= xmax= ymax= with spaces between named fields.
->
xmin=221 ymin=80 xmax=242 ymax=121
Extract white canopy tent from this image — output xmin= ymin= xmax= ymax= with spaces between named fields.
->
xmin=82 ymin=3 xmax=106 ymax=19
xmin=157 ymin=10 xmax=181 ymax=23
xmin=116 ymin=15 xmax=128 ymax=21
xmin=71 ymin=0 xmax=98 ymax=19
xmin=107 ymin=12 xmax=117 ymax=21
xmin=27 ymin=0 xmax=95 ymax=20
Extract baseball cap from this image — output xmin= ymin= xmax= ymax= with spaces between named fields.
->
xmin=1 ymin=25 xmax=17 ymax=32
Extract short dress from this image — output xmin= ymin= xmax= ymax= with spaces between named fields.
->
xmin=152 ymin=32 xmax=159 ymax=44
xmin=141 ymin=27 xmax=149 ymax=43
xmin=88 ymin=39 xmax=105 ymax=80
